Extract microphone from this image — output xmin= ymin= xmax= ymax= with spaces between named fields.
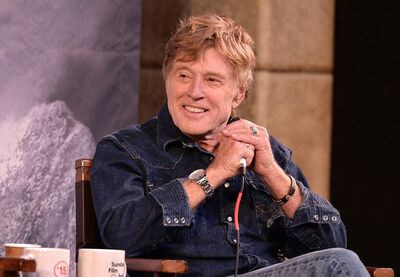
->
xmin=238 ymin=157 xmax=246 ymax=175
xmin=227 ymin=117 xmax=246 ymax=175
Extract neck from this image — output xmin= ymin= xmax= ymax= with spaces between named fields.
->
xmin=186 ymin=133 xmax=220 ymax=153
xmin=197 ymin=138 xmax=219 ymax=152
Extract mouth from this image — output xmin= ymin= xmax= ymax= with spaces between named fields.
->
xmin=184 ymin=105 xmax=207 ymax=113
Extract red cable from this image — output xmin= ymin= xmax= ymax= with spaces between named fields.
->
xmin=234 ymin=172 xmax=245 ymax=277
xmin=234 ymin=192 xmax=243 ymax=231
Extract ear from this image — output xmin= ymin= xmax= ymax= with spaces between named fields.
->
xmin=231 ymin=86 xmax=246 ymax=109
xmin=165 ymin=76 xmax=172 ymax=98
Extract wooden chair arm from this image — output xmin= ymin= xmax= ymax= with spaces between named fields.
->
xmin=0 ymin=258 xmax=36 ymax=277
xmin=125 ymin=258 xmax=188 ymax=274
xmin=366 ymin=266 xmax=394 ymax=277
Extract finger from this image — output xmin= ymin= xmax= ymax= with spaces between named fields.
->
xmin=232 ymin=125 xmax=268 ymax=139
xmin=230 ymin=132 xmax=263 ymax=145
xmin=240 ymin=142 xmax=255 ymax=163
xmin=224 ymin=121 xmax=267 ymax=139
xmin=243 ymin=142 xmax=255 ymax=152
xmin=223 ymin=119 xmax=253 ymax=134
xmin=244 ymin=148 xmax=255 ymax=167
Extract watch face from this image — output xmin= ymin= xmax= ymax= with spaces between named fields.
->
xmin=189 ymin=169 xmax=205 ymax=181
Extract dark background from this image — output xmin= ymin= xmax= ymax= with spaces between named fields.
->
xmin=331 ymin=0 xmax=399 ymax=273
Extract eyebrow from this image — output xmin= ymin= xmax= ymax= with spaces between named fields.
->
xmin=173 ymin=64 xmax=227 ymax=81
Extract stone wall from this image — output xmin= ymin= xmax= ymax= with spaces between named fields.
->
xmin=139 ymin=0 xmax=335 ymax=199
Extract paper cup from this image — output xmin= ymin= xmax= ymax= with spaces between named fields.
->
xmin=23 ymin=247 xmax=70 ymax=277
xmin=78 ymin=248 xmax=126 ymax=277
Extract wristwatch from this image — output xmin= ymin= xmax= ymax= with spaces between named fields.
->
xmin=189 ymin=169 xmax=215 ymax=199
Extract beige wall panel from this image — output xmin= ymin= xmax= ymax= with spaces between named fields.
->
xmin=187 ymin=0 xmax=258 ymax=39
xmin=140 ymin=0 xmax=190 ymax=67
xmin=138 ymin=68 xmax=166 ymax=123
xmin=244 ymin=71 xmax=333 ymax=199
xmin=141 ymin=0 xmax=259 ymax=67
xmin=257 ymin=0 xmax=335 ymax=71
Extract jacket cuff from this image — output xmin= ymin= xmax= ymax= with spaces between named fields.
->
xmin=150 ymin=178 xmax=193 ymax=227
xmin=278 ymin=182 xmax=341 ymax=228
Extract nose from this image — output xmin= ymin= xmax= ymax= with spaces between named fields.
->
xmin=187 ymin=76 xmax=205 ymax=100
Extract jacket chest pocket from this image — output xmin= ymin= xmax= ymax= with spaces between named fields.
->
xmin=248 ymin=180 xmax=283 ymax=241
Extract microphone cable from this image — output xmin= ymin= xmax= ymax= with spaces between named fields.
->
xmin=225 ymin=116 xmax=245 ymax=276
xmin=234 ymin=158 xmax=246 ymax=277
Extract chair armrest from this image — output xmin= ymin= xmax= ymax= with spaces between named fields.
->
xmin=366 ymin=266 xmax=394 ymax=277
xmin=125 ymin=258 xmax=188 ymax=274
xmin=0 ymin=257 xmax=36 ymax=277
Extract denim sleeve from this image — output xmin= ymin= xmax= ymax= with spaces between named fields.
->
xmin=275 ymin=181 xmax=347 ymax=258
xmin=90 ymin=137 xmax=194 ymax=256
xmin=262 ymin=136 xmax=347 ymax=258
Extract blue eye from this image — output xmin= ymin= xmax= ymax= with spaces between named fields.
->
xmin=208 ymin=77 xmax=222 ymax=83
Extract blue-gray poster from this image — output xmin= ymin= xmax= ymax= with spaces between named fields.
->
xmin=0 ymin=1 xmax=142 ymax=275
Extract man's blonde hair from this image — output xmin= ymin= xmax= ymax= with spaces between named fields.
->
xmin=162 ymin=14 xmax=256 ymax=97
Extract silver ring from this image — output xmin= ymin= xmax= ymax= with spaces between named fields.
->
xmin=246 ymin=143 xmax=250 ymax=148
xmin=252 ymin=126 xmax=258 ymax=136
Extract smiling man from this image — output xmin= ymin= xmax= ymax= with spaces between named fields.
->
xmin=165 ymin=48 xmax=245 ymax=141
xmin=90 ymin=14 xmax=369 ymax=277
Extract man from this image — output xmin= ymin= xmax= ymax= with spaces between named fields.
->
xmin=91 ymin=14 xmax=369 ymax=276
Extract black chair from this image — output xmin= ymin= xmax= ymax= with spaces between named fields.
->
xmin=75 ymin=158 xmax=394 ymax=277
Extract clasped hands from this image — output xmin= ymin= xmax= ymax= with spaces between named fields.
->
xmin=209 ymin=119 xmax=277 ymax=182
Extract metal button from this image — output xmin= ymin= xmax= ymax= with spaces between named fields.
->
xmin=267 ymin=219 xmax=273 ymax=228
xmin=174 ymin=217 xmax=179 ymax=224
xmin=224 ymin=182 xmax=230 ymax=188
xmin=332 ymin=216 xmax=338 ymax=222
xmin=233 ymin=239 xmax=237 ymax=244
xmin=181 ymin=217 xmax=186 ymax=223
xmin=322 ymin=215 xmax=329 ymax=221
xmin=227 ymin=216 xmax=233 ymax=222
xmin=313 ymin=215 xmax=319 ymax=221
xmin=166 ymin=217 xmax=172 ymax=224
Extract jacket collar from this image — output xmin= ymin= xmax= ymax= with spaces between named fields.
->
xmin=156 ymin=103 xmax=234 ymax=152
xmin=156 ymin=103 xmax=197 ymax=150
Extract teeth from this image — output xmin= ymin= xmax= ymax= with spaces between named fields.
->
xmin=185 ymin=105 xmax=205 ymax=113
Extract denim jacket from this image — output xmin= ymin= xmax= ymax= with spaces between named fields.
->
xmin=90 ymin=104 xmax=346 ymax=277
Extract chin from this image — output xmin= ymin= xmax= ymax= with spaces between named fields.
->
xmin=179 ymin=125 xmax=209 ymax=137
xmin=182 ymin=128 xmax=206 ymax=136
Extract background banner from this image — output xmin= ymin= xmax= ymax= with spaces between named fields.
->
xmin=0 ymin=1 xmax=142 ymax=275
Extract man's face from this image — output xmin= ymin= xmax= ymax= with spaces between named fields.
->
xmin=165 ymin=47 xmax=245 ymax=139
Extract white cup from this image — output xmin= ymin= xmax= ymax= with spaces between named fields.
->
xmin=78 ymin=248 xmax=126 ymax=277
xmin=22 ymin=247 xmax=70 ymax=277
xmin=4 ymin=243 xmax=41 ymax=258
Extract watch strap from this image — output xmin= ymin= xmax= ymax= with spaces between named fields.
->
xmin=197 ymin=173 xmax=215 ymax=199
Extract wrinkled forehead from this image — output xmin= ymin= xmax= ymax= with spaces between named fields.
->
xmin=174 ymin=46 xmax=211 ymax=65
xmin=171 ymin=47 xmax=239 ymax=81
